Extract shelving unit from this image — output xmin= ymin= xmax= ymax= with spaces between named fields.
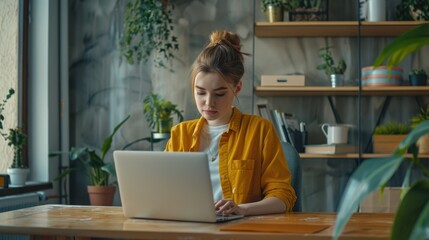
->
xmin=254 ymin=20 xmax=429 ymax=159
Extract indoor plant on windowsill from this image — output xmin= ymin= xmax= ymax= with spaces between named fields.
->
xmin=1 ymin=88 xmax=29 ymax=186
xmin=334 ymin=23 xmax=429 ymax=240
xmin=316 ymin=46 xmax=347 ymax=87
xmin=5 ymin=128 xmax=29 ymax=187
xmin=143 ymin=93 xmax=184 ymax=134
xmin=50 ymin=115 xmax=130 ymax=206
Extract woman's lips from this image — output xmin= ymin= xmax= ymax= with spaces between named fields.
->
xmin=204 ymin=110 xmax=217 ymax=115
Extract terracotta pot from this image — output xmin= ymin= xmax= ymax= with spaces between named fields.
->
xmin=417 ymin=133 xmax=429 ymax=154
xmin=87 ymin=185 xmax=116 ymax=206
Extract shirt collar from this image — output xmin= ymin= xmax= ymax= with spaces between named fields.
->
xmin=192 ymin=106 xmax=242 ymax=139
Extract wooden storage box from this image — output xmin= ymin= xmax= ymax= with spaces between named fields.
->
xmin=360 ymin=187 xmax=402 ymax=213
xmin=373 ymin=134 xmax=407 ymax=153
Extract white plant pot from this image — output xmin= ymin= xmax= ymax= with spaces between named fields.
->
xmin=7 ymin=168 xmax=30 ymax=187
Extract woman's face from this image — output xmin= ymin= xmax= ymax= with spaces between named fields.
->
xmin=194 ymin=72 xmax=242 ymax=126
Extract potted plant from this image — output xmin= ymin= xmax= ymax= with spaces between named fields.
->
xmin=50 ymin=115 xmax=130 ymax=206
xmin=143 ymin=93 xmax=184 ymax=134
xmin=261 ymin=0 xmax=298 ymax=22
xmin=397 ymin=0 xmax=429 ymax=20
xmin=1 ymin=88 xmax=29 ymax=186
xmin=373 ymin=121 xmax=409 ymax=153
xmin=316 ymin=46 xmax=347 ymax=87
xmin=334 ymin=23 xmax=429 ymax=240
xmin=118 ymin=0 xmax=179 ymax=69
xmin=410 ymin=105 xmax=429 ymax=154
xmin=409 ymin=68 xmax=428 ymax=86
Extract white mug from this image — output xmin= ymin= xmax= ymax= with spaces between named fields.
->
xmin=321 ymin=123 xmax=349 ymax=145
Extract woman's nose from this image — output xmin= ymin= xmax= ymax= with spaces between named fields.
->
xmin=205 ymin=94 xmax=215 ymax=107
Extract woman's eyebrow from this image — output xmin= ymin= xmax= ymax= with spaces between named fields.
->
xmin=195 ymin=85 xmax=228 ymax=91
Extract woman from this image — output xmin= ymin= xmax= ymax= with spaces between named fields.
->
xmin=165 ymin=31 xmax=296 ymax=216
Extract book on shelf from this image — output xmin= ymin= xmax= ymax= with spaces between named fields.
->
xmin=257 ymin=104 xmax=302 ymax=148
xmin=280 ymin=112 xmax=295 ymax=147
xmin=272 ymin=109 xmax=288 ymax=143
xmin=304 ymin=144 xmax=357 ymax=154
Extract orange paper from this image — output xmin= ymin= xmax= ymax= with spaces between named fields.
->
xmin=220 ymin=222 xmax=330 ymax=234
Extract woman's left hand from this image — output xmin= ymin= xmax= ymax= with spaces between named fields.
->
xmin=214 ymin=199 xmax=246 ymax=216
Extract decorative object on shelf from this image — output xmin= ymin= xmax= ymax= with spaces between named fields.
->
xmin=361 ymin=66 xmax=404 ymax=86
xmin=260 ymin=74 xmax=305 ymax=86
xmin=304 ymin=144 xmax=357 ymax=154
xmin=118 ymin=0 xmax=179 ymax=69
xmin=316 ymin=46 xmax=347 ymax=87
xmin=1 ymin=88 xmax=29 ymax=187
xmin=409 ymin=68 xmax=428 ymax=86
xmin=50 ymin=115 xmax=130 ymax=206
xmin=289 ymin=0 xmax=328 ymax=21
xmin=261 ymin=0 xmax=298 ymax=22
xmin=321 ymin=123 xmax=351 ymax=145
xmin=362 ymin=0 xmax=386 ymax=22
xmin=143 ymin=93 xmax=184 ymax=134
xmin=334 ymin=23 xmax=429 ymax=240
xmin=410 ymin=105 xmax=429 ymax=154
xmin=397 ymin=0 xmax=429 ymax=21
xmin=372 ymin=121 xmax=409 ymax=153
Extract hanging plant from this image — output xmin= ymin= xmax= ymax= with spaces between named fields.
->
xmin=118 ymin=0 xmax=179 ymax=68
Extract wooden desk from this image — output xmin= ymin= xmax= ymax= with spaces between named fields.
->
xmin=0 ymin=204 xmax=393 ymax=239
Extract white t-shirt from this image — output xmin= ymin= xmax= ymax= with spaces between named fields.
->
xmin=200 ymin=123 xmax=228 ymax=202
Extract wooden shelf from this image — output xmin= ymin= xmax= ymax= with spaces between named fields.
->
xmin=300 ymin=153 xmax=359 ymax=159
xmin=254 ymin=86 xmax=429 ymax=97
xmin=255 ymin=21 xmax=427 ymax=37
xmin=254 ymin=86 xmax=358 ymax=96
xmin=0 ymin=181 xmax=52 ymax=197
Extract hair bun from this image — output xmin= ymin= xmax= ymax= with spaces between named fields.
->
xmin=209 ymin=31 xmax=241 ymax=51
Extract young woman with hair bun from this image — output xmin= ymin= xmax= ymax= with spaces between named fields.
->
xmin=166 ymin=30 xmax=296 ymax=216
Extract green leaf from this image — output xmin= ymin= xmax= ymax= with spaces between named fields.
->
xmin=69 ymin=147 xmax=89 ymax=161
xmin=333 ymin=154 xmax=405 ymax=240
xmin=391 ymin=180 xmax=429 ymax=240
xmin=100 ymin=115 xmax=130 ymax=160
xmin=54 ymin=168 xmax=75 ymax=181
xmin=398 ymin=120 xmax=429 ymax=150
xmin=373 ymin=23 xmax=429 ymax=68
xmin=101 ymin=162 xmax=116 ymax=178
xmin=409 ymin=200 xmax=429 ymax=240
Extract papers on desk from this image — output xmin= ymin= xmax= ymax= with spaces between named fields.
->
xmin=220 ymin=222 xmax=330 ymax=233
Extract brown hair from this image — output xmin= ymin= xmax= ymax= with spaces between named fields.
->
xmin=190 ymin=31 xmax=250 ymax=90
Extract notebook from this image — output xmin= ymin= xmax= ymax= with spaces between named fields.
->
xmin=113 ymin=150 xmax=243 ymax=223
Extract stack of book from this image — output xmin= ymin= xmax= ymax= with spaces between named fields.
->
xmin=304 ymin=144 xmax=357 ymax=154
xmin=257 ymin=104 xmax=304 ymax=152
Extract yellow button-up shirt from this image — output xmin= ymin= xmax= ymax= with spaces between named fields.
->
xmin=165 ymin=107 xmax=297 ymax=212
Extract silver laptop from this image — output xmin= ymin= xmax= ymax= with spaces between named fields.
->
xmin=113 ymin=150 xmax=243 ymax=223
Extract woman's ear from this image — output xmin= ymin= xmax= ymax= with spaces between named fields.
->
xmin=235 ymin=80 xmax=242 ymax=95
